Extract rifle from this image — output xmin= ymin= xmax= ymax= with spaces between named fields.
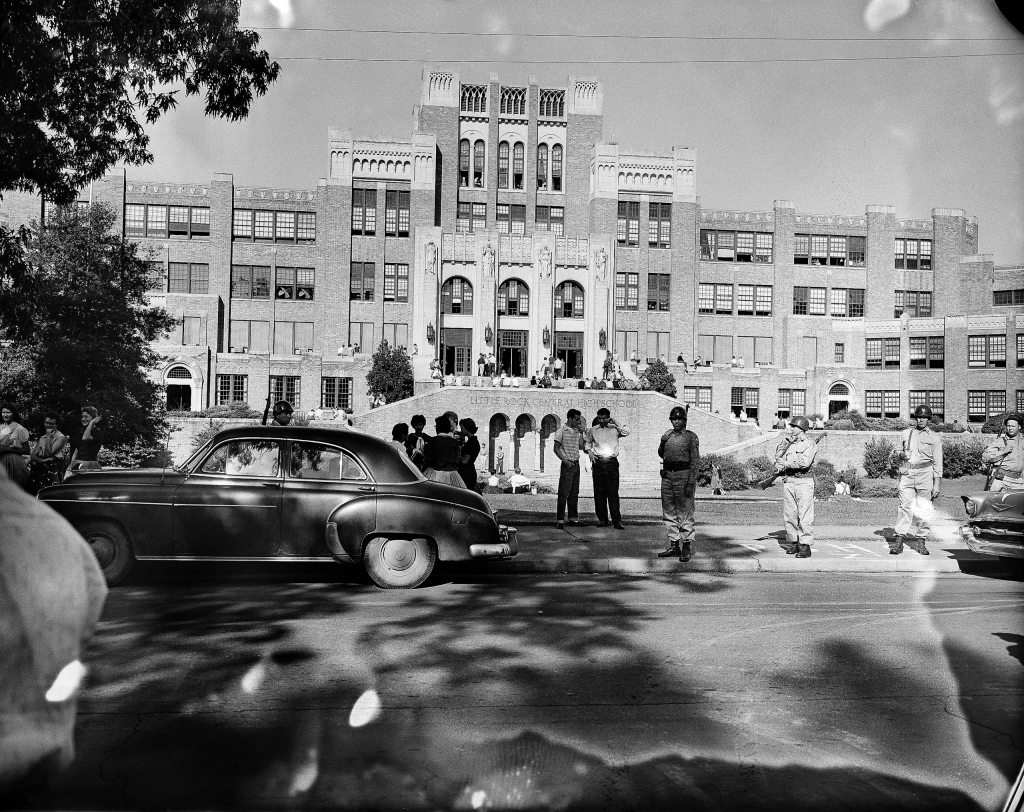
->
xmin=261 ymin=393 xmax=272 ymax=426
xmin=983 ymin=432 xmax=1007 ymax=491
xmin=756 ymin=432 xmax=828 ymax=490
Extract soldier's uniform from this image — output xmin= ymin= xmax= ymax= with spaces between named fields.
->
xmin=894 ymin=407 xmax=943 ymax=551
xmin=981 ymin=413 xmax=1024 ymax=492
xmin=776 ymin=416 xmax=818 ymax=558
xmin=657 ymin=406 xmax=700 ymax=561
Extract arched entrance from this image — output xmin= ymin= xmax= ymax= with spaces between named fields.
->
xmin=489 ymin=413 xmax=510 ymax=473
xmin=514 ymin=413 xmax=536 ymax=470
xmin=166 ymin=365 xmax=193 ymax=411
xmin=539 ymin=414 xmax=560 ymax=472
xmin=828 ymin=382 xmax=851 ymax=417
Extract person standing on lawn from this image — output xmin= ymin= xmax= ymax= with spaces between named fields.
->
xmin=891 ymin=404 xmax=942 ymax=556
xmin=774 ymin=415 xmax=818 ymax=558
xmin=553 ymin=409 xmax=585 ymax=529
xmin=585 ymin=407 xmax=630 ymax=529
xmin=657 ymin=405 xmax=700 ymax=561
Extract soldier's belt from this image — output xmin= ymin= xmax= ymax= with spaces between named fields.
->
xmin=908 ymin=461 xmax=933 ymax=469
xmin=663 ymin=461 xmax=691 ymax=471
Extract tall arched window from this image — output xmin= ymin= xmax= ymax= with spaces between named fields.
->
xmin=441 ymin=277 xmax=474 ymax=314
xmin=497 ymin=279 xmax=530 ymax=316
xmin=473 ymin=140 xmax=485 ymax=187
xmin=554 ymin=281 xmax=584 ymax=318
xmin=459 ymin=139 xmax=470 ymax=187
xmin=498 ymin=141 xmax=509 ymax=189
xmin=551 ymin=144 xmax=563 ymax=191
xmin=512 ymin=142 xmax=525 ymax=190
xmin=537 ymin=144 xmax=548 ymax=190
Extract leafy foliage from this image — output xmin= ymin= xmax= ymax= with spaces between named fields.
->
xmin=638 ymin=359 xmax=677 ymax=398
xmin=1 ymin=0 xmax=279 ymax=205
xmin=0 ymin=204 xmax=177 ymax=446
xmin=191 ymin=420 xmax=226 ymax=453
xmin=195 ymin=402 xmax=262 ymax=419
xmin=366 ymin=341 xmax=414 ymax=405
xmin=863 ymin=437 xmax=900 ymax=478
xmin=860 ymin=479 xmax=899 ymax=498
xmin=835 ymin=468 xmax=863 ymax=496
xmin=98 ymin=439 xmax=171 ymax=469
xmin=698 ymin=453 xmax=749 ymax=490
xmin=746 ymin=455 xmax=776 ymax=484
xmin=941 ymin=436 xmax=987 ymax=478
xmin=982 ymin=412 xmax=1012 ymax=434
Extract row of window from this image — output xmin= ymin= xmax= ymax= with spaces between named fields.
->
xmin=697 ymin=284 xmax=774 ymax=316
xmin=700 ymin=231 xmax=931 ymax=269
xmin=215 ymin=374 xmax=354 ymax=411
xmin=460 ymin=85 xmax=566 ymax=117
xmin=695 ymin=335 xmax=775 ymax=366
xmin=351 ymin=190 xmax=410 ymax=237
xmin=231 ymin=209 xmax=316 ymax=243
xmin=994 ymin=289 xmax=1024 ymax=306
xmin=793 ymin=287 xmax=866 ymax=317
xmin=230 ymin=266 xmax=316 ymax=300
xmin=459 ymin=139 xmax=564 ymax=191
xmin=126 ymin=204 xmax=210 ymax=239
xmin=617 ymin=202 xmax=673 ymax=248
xmin=349 ymin=263 xmax=410 ymax=302
xmin=700 ymin=231 xmax=775 ymax=263
xmin=454 ymin=203 xmax=565 ymax=235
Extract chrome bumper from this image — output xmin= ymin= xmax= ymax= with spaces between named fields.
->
xmin=470 ymin=526 xmax=519 ymax=558
xmin=959 ymin=524 xmax=1024 ymax=559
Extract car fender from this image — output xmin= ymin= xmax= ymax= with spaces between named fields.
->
xmin=369 ymin=493 xmax=500 ymax=561
xmin=324 ymin=495 xmax=378 ymax=560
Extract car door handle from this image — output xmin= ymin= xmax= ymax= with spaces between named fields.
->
xmin=358 ymin=485 xmax=376 ymax=492
xmin=263 ymin=482 xmax=282 ymax=489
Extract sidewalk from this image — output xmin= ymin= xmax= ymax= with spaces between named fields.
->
xmin=461 ymin=508 xmax=1005 ymax=576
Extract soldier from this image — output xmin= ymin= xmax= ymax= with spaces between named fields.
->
xmin=657 ymin=406 xmax=700 ymax=562
xmin=892 ymin=404 xmax=943 ymax=555
xmin=271 ymin=400 xmax=294 ymax=426
xmin=981 ymin=412 xmax=1024 ymax=492
xmin=775 ymin=415 xmax=818 ymax=558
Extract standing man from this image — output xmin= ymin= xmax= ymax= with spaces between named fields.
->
xmin=495 ymin=442 xmax=505 ymax=475
xmin=271 ymin=400 xmax=293 ymax=426
xmin=892 ymin=404 xmax=943 ymax=555
xmin=585 ymin=407 xmax=630 ymax=529
xmin=775 ymin=415 xmax=818 ymax=558
xmin=487 ymin=351 xmax=497 ymax=378
xmin=982 ymin=413 xmax=1024 ymax=492
xmin=553 ymin=409 xmax=585 ymax=529
xmin=553 ymin=355 xmax=564 ymax=381
xmin=657 ymin=406 xmax=700 ymax=561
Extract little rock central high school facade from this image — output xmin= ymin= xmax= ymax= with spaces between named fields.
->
xmin=6 ymin=66 xmax=1022 ymax=424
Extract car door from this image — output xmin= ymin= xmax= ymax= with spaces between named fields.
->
xmin=172 ymin=438 xmax=283 ymax=558
xmin=282 ymin=440 xmax=376 ymax=557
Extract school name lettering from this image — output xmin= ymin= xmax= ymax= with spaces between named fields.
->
xmin=467 ymin=395 xmax=641 ymax=411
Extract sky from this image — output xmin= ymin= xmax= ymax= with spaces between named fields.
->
xmin=133 ymin=0 xmax=1024 ymax=263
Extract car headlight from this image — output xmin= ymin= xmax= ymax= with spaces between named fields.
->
xmin=964 ymin=498 xmax=977 ymax=517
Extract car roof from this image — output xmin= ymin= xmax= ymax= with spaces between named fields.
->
xmin=211 ymin=425 xmax=419 ymax=482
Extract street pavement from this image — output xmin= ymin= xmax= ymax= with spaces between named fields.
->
xmin=55 ymin=571 xmax=1023 ymax=811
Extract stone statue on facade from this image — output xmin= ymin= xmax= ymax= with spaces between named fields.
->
xmin=425 ymin=241 xmax=437 ymax=275
xmin=595 ymin=247 xmax=608 ymax=280
xmin=539 ymin=247 xmax=552 ymax=278
xmin=482 ymin=243 xmax=495 ymax=277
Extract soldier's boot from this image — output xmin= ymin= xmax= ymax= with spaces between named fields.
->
xmin=908 ymin=537 xmax=930 ymax=556
xmin=795 ymin=544 xmax=812 ymax=558
xmin=888 ymin=536 xmax=905 ymax=555
xmin=678 ymin=542 xmax=692 ymax=563
xmin=658 ymin=544 xmax=681 ymax=558
xmin=783 ymin=542 xmax=799 ymax=555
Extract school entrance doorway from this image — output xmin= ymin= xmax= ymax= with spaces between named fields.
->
xmin=828 ymin=383 xmax=851 ymax=417
xmin=498 ymin=330 xmax=528 ymax=378
xmin=554 ymin=331 xmax=584 ymax=379
xmin=441 ymin=327 xmax=473 ymax=376
xmin=165 ymin=365 xmax=193 ymax=411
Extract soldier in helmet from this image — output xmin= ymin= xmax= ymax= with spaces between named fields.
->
xmin=981 ymin=412 xmax=1024 ymax=492
xmin=657 ymin=405 xmax=700 ymax=561
xmin=272 ymin=400 xmax=294 ymax=426
xmin=774 ymin=415 xmax=818 ymax=558
xmin=892 ymin=404 xmax=943 ymax=555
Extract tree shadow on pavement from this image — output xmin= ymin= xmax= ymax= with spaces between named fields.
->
xmin=54 ymin=571 xmax=1000 ymax=811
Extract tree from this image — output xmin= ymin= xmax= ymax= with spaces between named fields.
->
xmin=1 ymin=0 xmax=280 ymax=206
xmin=0 ymin=203 xmax=178 ymax=445
xmin=639 ymin=359 xmax=677 ymax=398
xmin=366 ymin=342 xmax=414 ymax=405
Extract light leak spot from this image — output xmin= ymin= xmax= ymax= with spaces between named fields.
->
xmin=348 ymin=689 xmax=381 ymax=727
xmin=46 ymin=660 xmax=86 ymax=702
xmin=471 ymin=789 xmax=487 ymax=809
xmin=241 ymin=661 xmax=266 ymax=694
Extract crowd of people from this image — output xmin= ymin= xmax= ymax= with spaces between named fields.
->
xmin=0 ymin=403 xmax=106 ymax=493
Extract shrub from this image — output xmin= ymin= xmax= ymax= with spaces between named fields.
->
xmin=831 ymin=418 xmax=855 ymax=431
xmin=698 ymin=453 xmax=749 ymax=490
xmin=638 ymin=359 xmax=677 ymax=398
xmin=860 ymin=479 xmax=899 ymax=499
xmin=191 ymin=419 xmax=226 ymax=453
xmin=746 ymin=455 xmax=776 ymax=485
xmin=825 ymin=409 xmax=871 ymax=431
xmin=835 ymin=468 xmax=863 ymax=496
xmin=291 ymin=411 xmax=311 ymax=427
xmin=98 ymin=439 xmax=165 ymax=469
xmin=982 ymin=412 xmax=1011 ymax=434
xmin=198 ymin=401 xmax=262 ymax=419
xmin=941 ymin=436 xmax=987 ymax=478
xmin=863 ymin=437 xmax=899 ymax=478
xmin=932 ymin=421 xmax=967 ymax=433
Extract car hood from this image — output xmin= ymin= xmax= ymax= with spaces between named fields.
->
xmin=963 ymin=489 xmax=1024 ymax=521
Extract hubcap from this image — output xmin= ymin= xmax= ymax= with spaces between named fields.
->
xmin=88 ymin=534 xmax=116 ymax=569
xmin=380 ymin=539 xmax=418 ymax=572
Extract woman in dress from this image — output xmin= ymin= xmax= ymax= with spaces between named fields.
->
xmin=422 ymin=416 xmax=466 ymax=488
xmin=0 ymin=403 xmax=31 ymax=487
xmin=29 ymin=411 xmax=67 ymax=490
xmin=457 ymin=418 xmax=481 ymax=492
xmin=67 ymin=406 xmax=104 ymax=475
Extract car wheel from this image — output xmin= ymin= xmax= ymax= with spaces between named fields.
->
xmin=363 ymin=536 xmax=436 ymax=589
xmin=79 ymin=521 xmax=136 ymax=585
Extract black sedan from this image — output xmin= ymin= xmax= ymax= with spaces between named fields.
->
xmin=960 ymin=489 xmax=1024 ymax=565
xmin=38 ymin=426 xmax=517 ymax=588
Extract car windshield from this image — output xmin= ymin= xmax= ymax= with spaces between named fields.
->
xmin=176 ymin=438 xmax=214 ymax=474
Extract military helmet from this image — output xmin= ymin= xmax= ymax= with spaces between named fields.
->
xmin=789 ymin=415 xmax=810 ymax=432
xmin=1004 ymin=412 xmax=1024 ymax=426
xmin=669 ymin=405 xmax=687 ymax=421
xmin=913 ymin=404 xmax=933 ymax=419
xmin=272 ymin=399 xmax=294 ymax=415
